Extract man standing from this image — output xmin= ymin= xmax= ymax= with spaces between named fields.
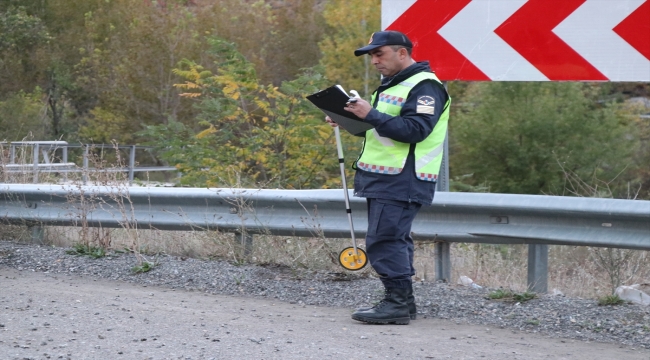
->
xmin=327 ymin=30 xmax=450 ymax=325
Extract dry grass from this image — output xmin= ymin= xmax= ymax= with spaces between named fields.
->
xmin=36 ymin=226 xmax=354 ymax=271
xmin=436 ymin=243 xmax=650 ymax=299
xmin=448 ymin=243 xmax=528 ymax=291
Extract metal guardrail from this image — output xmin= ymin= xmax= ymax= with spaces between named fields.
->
xmin=2 ymin=184 xmax=649 ymax=292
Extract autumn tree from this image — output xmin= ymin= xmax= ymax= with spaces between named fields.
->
xmin=73 ymin=0 xmax=326 ymax=144
xmin=141 ymin=37 xmax=343 ymax=189
xmin=260 ymin=0 xmax=327 ymax=86
xmin=0 ymin=1 xmax=103 ymax=139
xmin=0 ymin=90 xmax=47 ymax=141
xmin=319 ymin=0 xmax=380 ymax=99
xmin=70 ymin=0 xmax=201 ymax=144
xmin=0 ymin=5 xmax=50 ymax=97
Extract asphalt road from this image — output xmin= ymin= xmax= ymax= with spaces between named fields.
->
xmin=1 ymin=268 xmax=649 ymax=360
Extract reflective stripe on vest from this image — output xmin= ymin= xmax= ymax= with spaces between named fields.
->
xmin=355 ymin=72 xmax=450 ymax=182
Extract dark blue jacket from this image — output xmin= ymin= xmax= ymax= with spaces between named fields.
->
xmin=353 ymin=61 xmax=449 ymax=205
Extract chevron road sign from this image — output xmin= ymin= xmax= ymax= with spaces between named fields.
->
xmin=382 ymin=0 xmax=650 ymax=81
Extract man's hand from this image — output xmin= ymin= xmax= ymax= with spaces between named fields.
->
xmin=344 ymin=98 xmax=372 ymax=119
xmin=325 ymin=116 xmax=338 ymax=128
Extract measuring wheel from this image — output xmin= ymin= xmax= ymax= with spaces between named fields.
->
xmin=331 ymin=126 xmax=368 ymax=272
xmin=338 ymin=247 xmax=368 ymax=271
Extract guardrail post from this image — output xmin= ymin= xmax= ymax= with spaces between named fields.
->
xmin=9 ymin=144 xmax=16 ymax=164
xmin=32 ymin=143 xmax=39 ymax=184
xmin=436 ymin=82 xmax=450 ymax=193
xmin=128 ymin=145 xmax=136 ymax=185
xmin=41 ymin=147 xmax=50 ymax=164
xmin=435 ymin=134 xmax=450 ymax=192
xmin=62 ymin=145 xmax=68 ymax=182
xmin=29 ymin=225 xmax=45 ymax=244
xmin=235 ymin=232 xmax=253 ymax=259
xmin=434 ymin=84 xmax=450 ymax=279
xmin=434 ymin=241 xmax=451 ymax=282
xmin=527 ymin=244 xmax=548 ymax=293
xmin=83 ymin=144 xmax=89 ymax=185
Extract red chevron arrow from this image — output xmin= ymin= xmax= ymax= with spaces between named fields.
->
xmin=386 ymin=0 xmax=489 ymax=81
xmin=494 ymin=0 xmax=607 ymax=81
xmin=614 ymin=0 xmax=650 ymax=61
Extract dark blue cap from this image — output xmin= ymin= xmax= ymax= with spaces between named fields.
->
xmin=354 ymin=31 xmax=413 ymax=57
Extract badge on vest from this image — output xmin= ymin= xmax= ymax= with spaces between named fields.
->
xmin=416 ymin=95 xmax=435 ymax=115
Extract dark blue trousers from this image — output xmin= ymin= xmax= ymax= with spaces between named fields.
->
xmin=365 ymin=198 xmax=422 ymax=289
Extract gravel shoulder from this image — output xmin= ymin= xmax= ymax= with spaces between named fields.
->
xmin=1 ymin=241 xmax=650 ymax=359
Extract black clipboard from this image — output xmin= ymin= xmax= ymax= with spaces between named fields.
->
xmin=306 ymin=85 xmax=374 ymax=136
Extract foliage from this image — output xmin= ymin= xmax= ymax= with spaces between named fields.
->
xmin=0 ymin=5 xmax=51 ymax=99
xmin=71 ymin=0 xmax=206 ymax=144
xmin=450 ymin=82 xmax=638 ymax=195
xmin=488 ymin=289 xmax=511 ymax=299
xmin=621 ymin=98 xmax=650 ymax=199
xmin=449 ymin=174 xmax=490 ymax=192
xmin=45 ymin=62 xmax=79 ymax=137
xmin=1 ymin=0 xmax=329 ymax=143
xmin=192 ymin=0 xmax=298 ymax=85
xmin=0 ymin=1 xmax=100 ymax=139
xmin=512 ymin=291 xmax=536 ymax=302
xmin=66 ymin=243 xmax=106 ymax=259
xmin=488 ymin=288 xmax=536 ymax=302
xmin=141 ymin=37 xmax=349 ymax=189
xmin=258 ymin=0 xmax=327 ymax=85
xmin=319 ymin=0 xmax=380 ymax=99
xmin=67 ymin=0 xmax=329 ymax=145
xmin=597 ymin=294 xmax=626 ymax=306
xmin=0 ymin=6 xmax=51 ymax=53
xmin=132 ymin=261 xmax=156 ymax=274
xmin=0 ymin=89 xmax=47 ymax=140
xmin=78 ymin=107 xmax=134 ymax=144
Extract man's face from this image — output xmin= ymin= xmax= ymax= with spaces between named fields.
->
xmin=368 ymin=46 xmax=404 ymax=77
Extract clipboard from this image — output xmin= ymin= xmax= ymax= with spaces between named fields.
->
xmin=306 ymin=85 xmax=374 ymax=136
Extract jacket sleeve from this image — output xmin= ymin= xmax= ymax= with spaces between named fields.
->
xmin=362 ymin=80 xmax=448 ymax=143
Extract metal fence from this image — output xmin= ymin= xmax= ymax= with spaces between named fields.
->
xmin=2 ymin=184 xmax=649 ymax=292
xmin=0 ymin=141 xmax=178 ymax=184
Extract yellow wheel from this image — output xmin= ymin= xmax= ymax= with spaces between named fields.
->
xmin=338 ymin=247 xmax=368 ymax=271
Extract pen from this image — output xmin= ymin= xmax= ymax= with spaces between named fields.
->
xmin=347 ymin=90 xmax=360 ymax=104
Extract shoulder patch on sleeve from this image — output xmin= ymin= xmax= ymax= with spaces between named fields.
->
xmin=416 ymin=95 xmax=435 ymax=115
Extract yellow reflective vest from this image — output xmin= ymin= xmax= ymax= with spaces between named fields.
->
xmin=355 ymin=72 xmax=450 ymax=182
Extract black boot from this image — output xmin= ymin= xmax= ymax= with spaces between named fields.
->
xmin=351 ymin=287 xmax=410 ymax=325
xmin=356 ymin=285 xmax=417 ymax=320
xmin=406 ymin=284 xmax=417 ymax=320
